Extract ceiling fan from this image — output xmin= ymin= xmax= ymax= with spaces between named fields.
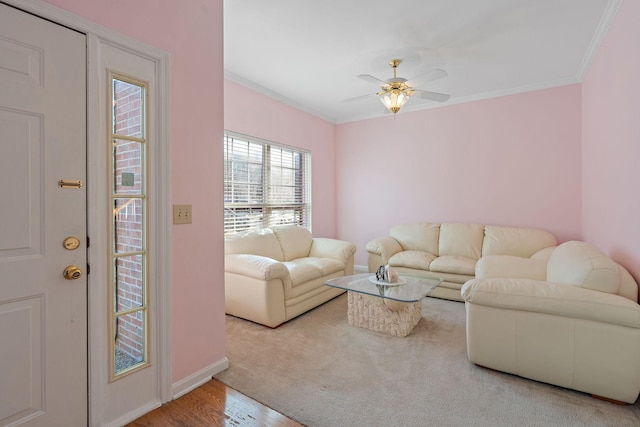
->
xmin=344 ymin=59 xmax=450 ymax=114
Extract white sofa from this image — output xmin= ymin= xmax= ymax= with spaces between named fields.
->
xmin=225 ymin=225 xmax=356 ymax=327
xmin=366 ymin=223 xmax=557 ymax=301
xmin=462 ymin=241 xmax=640 ymax=403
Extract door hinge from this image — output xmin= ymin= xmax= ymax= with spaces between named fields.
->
xmin=87 ymin=236 xmax=90 ymax=248
xmin=87 ymin=263 xmax=91 ymax=275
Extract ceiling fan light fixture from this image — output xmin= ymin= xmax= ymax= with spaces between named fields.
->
xmin=380 ymin=89 xmax=410 ymax=114
xmin=348 ymin=58 xmax=449 ymax=115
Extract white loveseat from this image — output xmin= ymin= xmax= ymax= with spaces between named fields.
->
xmin=366 ymin=223 xmax=557 ymax=301
xmin=225 ymin=225 xmax=356 ymax=327
xmin=462 ymin=241 xmax=640 ymax=403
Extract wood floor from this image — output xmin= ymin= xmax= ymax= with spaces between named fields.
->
xmin=127 ymin=379 xmax=303 ymax=427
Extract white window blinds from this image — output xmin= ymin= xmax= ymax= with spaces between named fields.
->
xmin=224 ymin=132 xmax=311 ymax=235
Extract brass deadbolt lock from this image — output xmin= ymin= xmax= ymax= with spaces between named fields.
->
xmin=63 ymin=265 xmax=82 ymax=280
xmin=63 ymin=236 xmax=81 ymax=250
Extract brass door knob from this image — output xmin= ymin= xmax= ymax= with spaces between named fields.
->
xmin=63 ymin=265 xmax=82 ymax=280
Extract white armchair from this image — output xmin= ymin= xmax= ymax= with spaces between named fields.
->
xmin=462 ymin=241 xmax=640 ymax=403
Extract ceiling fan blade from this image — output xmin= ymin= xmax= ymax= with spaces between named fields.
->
xmin=406 ymin=68 xmax=448 ymax=88
xmin=342 ymin=92 xmax=378 ymax=103
xmin=357 ymin=74 xmax=387 ymax=86
xmin=414 ymin=90 xmax=451 ymax=103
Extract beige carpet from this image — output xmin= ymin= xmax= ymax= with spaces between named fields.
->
xmin=215 ymin=294 xmax=640 ymax=426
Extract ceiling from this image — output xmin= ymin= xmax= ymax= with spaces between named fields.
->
xmin=224 ymin=0 xmax=619 ymax=124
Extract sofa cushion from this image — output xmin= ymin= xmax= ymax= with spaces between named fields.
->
xmin=282 ymin=260 xmax=323 ymax=286
xmin=547 ymin=241 xmax=620 ymax=294
xmin=475 ymin=255 xmax=547 ymax=280
xmin=482 ymin=225 xmax=557 ymax=257
xmin=225 ymin=229 xmax=284 ymax=261
xmin=302 ymin=257 xmax=345 ymax=276
xmin=439 ymin=223 xmax=484 ymax=260
xmin=429 ymin=255 xmax=476 ymax=276
xmin=389 ymin=223 xmax=440 ymax=255
xmin=272 ymin=225 xmax=313 ymax=261
xmin=530 ymin=246 xmax=556 ymax=261
xmin=388 ymin=250 xmax=436 ymax=270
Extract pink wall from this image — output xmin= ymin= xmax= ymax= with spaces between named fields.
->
xmin=582 ymin=0 xmax=640 ymax=281
xmin=336 ymin=85 xmax=583 ymax=266
xmin=43 ymin=0 xmax=226 ymax=382
xmin=42 ymin=0 xmax=639 ymax=395
xmin=224 ymin=79 xmax=337 ymax=237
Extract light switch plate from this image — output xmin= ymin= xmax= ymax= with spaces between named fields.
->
xmin=173 ymin=204 xmax=192 ymax=224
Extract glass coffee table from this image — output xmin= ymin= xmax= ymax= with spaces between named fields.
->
xmin=326 ymin=273 xmax=442 ymax=337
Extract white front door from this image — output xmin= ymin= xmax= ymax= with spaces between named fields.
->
xmin=0 ymin=3 xmax=87 ymax=426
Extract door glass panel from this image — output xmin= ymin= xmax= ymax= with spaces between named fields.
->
xmin=114 ymin=255 xmax=144 ymax=311
xmin=114 ymin=310 xmax=146 ymax=373
xmin=113 ymin=138 xmax=143 ymax=195
xmin=109 ymin=73 xmax=148 ymax=380
xmin=114 ymin=198 xmax=144 ymax=253
xmin=112 ymin=79 xmax=144 ymax=138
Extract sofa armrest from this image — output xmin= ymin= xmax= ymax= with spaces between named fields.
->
xmin=365 ymin=236 xmax=403 ymax=264
xmin=475 ymin=255 xmax=547 ymax=280
xmin=309 ymin=238 xmax=356 ymax=265
xmin=225 ymin=254 xmax=290 ymax=281
xmin=461 ymin=278 xmax=640 ymax=328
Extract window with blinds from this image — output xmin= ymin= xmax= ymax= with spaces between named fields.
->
xmin=224 ymin=132 xmax=311 ymax=235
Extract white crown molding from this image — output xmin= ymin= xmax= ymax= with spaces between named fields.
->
xmin=227 ymin=67 xmax=584 ymax=125
xmin=227 ymin=65 xmax=590 ymax=125
xmin=225 ymin=70 xmax=337 ymax=123
xmin=225 ymin=0 xmax=622 ymax=126
xmin=575 ymin=0 xmax=623 ymax=81
xmin=336 ymin=75 xmax=582 ymax=124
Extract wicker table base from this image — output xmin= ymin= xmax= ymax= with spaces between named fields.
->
xmin=347 ymin=291 xmax=422 ymax=337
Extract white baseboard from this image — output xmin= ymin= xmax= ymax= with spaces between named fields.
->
xmin=104 ymin=399 xmax=162 ymax=427
xmin=171 ymin=357 xmax=229 ymax=400
xmin=102 ymin=358 xmax=229 ymax=425
xmin=354 ymin=264 xmax=368 ymax=273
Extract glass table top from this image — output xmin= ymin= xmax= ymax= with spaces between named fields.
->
xmin=326 ymin=273 xmax=442 ymax=302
